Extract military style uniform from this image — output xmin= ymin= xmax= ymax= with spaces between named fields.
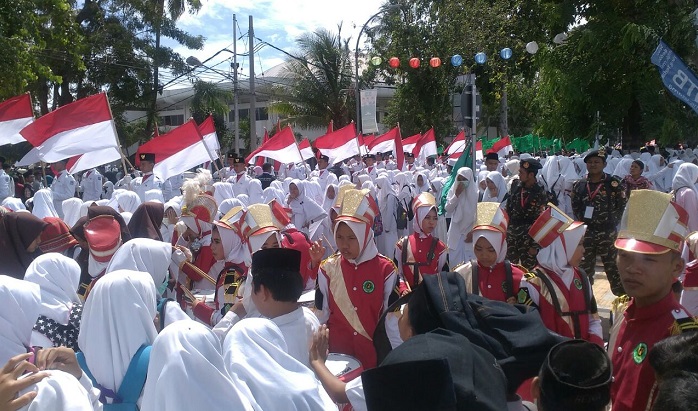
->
xmin=571 ymin=172 xmax=626 ymax=293
xmin=505 ymin=174 xmax=547 ymax=269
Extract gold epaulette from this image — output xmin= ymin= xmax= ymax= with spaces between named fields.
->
xmin=378 ymin=253 xmax=398 ymax=272
xmin=319 ymin=252 xmax=341 ymax=268
xmin=524 ymin=271 xmax=538 ymax=281
xmin=670 ymin=307 xmax=698 ymax=335
xmin=512 ymin=263 xmax=528 ymax=273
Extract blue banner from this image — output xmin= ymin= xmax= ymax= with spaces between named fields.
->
xmin=651 ymin=40 xmax=698 ymax=114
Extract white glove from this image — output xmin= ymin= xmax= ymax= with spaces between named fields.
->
xmin=123 ymin=175 xmax=132 ymax=184
xmin=171 ymin=248 xmax=190 ymax=269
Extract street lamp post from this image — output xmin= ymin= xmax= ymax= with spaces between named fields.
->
xmin=354 ymin=5 xmax=401 ymax=135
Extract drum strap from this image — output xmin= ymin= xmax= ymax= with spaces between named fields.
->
xmin=325 ymin=258 xmax=372 ymax=341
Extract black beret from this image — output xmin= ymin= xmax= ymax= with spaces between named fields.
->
xmin=520 ymin=158 xmax=542 ymax=171
xmin=232 ymin=156 xmax=245 ymax=164
xmin=363 ymin=154 xmax=376 ymax=160
xmin=584 ymin=147 xmax=608 ymax=163
xmin=485 ymin=152 xmax=499 ymax=161
xmin=252 ymin=248 xmax=301 ymax=274
xmin=227 ymin=151 xmax=236 ymax=159
xmin=139 ymin=153 xmax=155 ymax=163
xmin=404 ymin=152 xmax=415 ymax=158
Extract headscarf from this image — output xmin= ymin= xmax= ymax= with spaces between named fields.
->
xmin=414 ymin=171 xmax=430 ymax=194
xmin=481 ymin=171 xmax=508 ymax=203
xmin=322 ymin=184 xmax=338 ymax=212
xmin=374 ymin=175 xmax=394 ymax=215
xmin=213 ymin=182 xmax=235 ymax=207
xmin=237 ymin=194 xmax=250 ymax=207
xmin=247 ymin=179 xmax=264 ymax=204
xmin=102 ymin=181 xmax=114 ymax=199
xmin=115 ymin=190 xmax=141 ymax=214
xmin=144 ymin=189 xmax=165 ymax=204
xmin=128 ymin=202 xmax=165 ymax=241
xmin=38 ymin=217 xmax=78 ymax=254
xmin=31 ymin=189 xmax=59 ymax=219
xmin=61 ymin=198 xmax=83 ymax=228
xmin=105 ymin=238 xmax=172 ymax=288
xmin=0 ymin=213 xmax=48 ymax=279
xmin=216 ymin=214 xmax=248 ymax=265
xmin=537 ymin=224 xmax=587 ymax=287
xmin=335 ymin=219 xmax=379 ymax=266
xmin=16 ymin=369 xmax=99 ymax=411
xmin=672 ymin=163 xmax=698 ymax=192
xmin=217 ymin=198 xmax=245 ymax=220
xmin=2 ymin=197 xmax=26 ymax=211
xmin=288 ymin=179 xmax=327 ymax=227
xmin=476 ymin=170 xmax=489 ymax=196
xmin=0 ymin=275 xmax=41 ymax=365
xmin=612 ymin=158 xmax=634 ymax=178
xmin=247 ymin=231 xmax=281 ymax=255
xmin=471 ymin=229 xmax=507 ymax=266
xmin=142 ymin=320 xmax=256 ymax=411
xmin=223 ymin=318 xmax=335 ymax=411
xmin=77 ymin=270 xmax=157 ymax=398
xmin=447 ymin=167 xmax=478 ymax=232
xmin=413 ymin=199 xmax=438 ymax=238
xmin=24 ymin=253 xmax=81 ymax=325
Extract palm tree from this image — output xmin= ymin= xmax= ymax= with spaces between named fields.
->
xmin=269 ymin=26 xmax=354 ymax=129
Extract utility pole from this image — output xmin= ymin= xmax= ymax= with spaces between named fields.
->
xmin=249 ymin=15 xmax=257 ymax=151
xmin=471 ymin=74 xmax=477 ymax=170
xmin=233 ymin=14 xmax=239 ymax=155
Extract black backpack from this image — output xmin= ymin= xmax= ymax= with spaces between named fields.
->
xmin=396 ymin=199 xmax=408 ymax=230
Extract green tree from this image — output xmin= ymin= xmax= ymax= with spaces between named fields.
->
xmin=268 ymin=26 xmax=355 ymax=129
xmin=189 ymin=79 xmax=232 ymax=152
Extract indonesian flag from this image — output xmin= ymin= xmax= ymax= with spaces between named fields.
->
xmin=246 ymin=125 xmax=303 ymax=165
xmin=256 ymin=129 xmax=271 ymax=167
xmin=368 ymin=126 xmax=404 ymax=170
xmin=402 ymin=133 xmax=421 ymax=155
xmin=446 ymin=130 xmax=466 ymax=155
xmin=0 ymin=93 xmax=34 ymax=145
xmin=66 ymin=147 xmax=122 ymax=174
xmin=137 ymin=119 xmax=213 ymax=180
xmin=475 ymin=141 xmax=483 ymax=161
xmin=416 ymin=128 xmax=437 ymax=159
xmin=488 ymin=135 xmax=513 ymax=158
xmin=298 ymin=138 xmax=314 ymax=160
xmin=197 ymin=115 xmax=221 ymax=160
xmin=313 ymin=123 xmax=359 ymax=163
xmin=20 ymin=93 xmax=119 ymax=163
xmin=361 ymin=134 xmax=375 ymax=155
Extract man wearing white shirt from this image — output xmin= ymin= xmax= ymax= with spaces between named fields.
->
xmin=363 ymin=154 xmax=378 ymax=181
xmin=216 ymin=151 xmax=236 ymax=181
xmin=49 ymin=159 xmax=76 ymax=218
xmin=403 ymin=152 xmax=419 ymax=172
xmin=131 ymin=152 xmax=163 ymax=202
xmin=79 ymin=167 xmax=103 ymax=201
xmin=312 ymin=152 xmax=338 ymax=192
xmin=225 ymin=155 xmax=251 ymax=195
xmin=0 ymin=157 xmax=14 ymax=202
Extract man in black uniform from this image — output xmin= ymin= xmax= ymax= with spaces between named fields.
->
xmin=571 ymin=147 xmax=626 ymax=295
xmin=257 ymin=163 xmax=275 ymax=189
xmin=505 ymin=158 xmax=548 ymax=270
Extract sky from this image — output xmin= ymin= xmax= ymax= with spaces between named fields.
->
xmin=161 ymin=0 xmax=390 ymax=89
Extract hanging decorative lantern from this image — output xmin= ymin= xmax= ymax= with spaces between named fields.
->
xmin=388 ymin=57 xmax=400 ymax=68
xmin=526 ymin=41 xmax=539 ymax=54
xmin=500 ymin=48 xmax=513 ymax=60
xmin=450 ymin=54 xmax=463 ymax=67
xmin=370 ymin=56 xmax=383 ymax=66
xmin=409 ymin=57 xmax=420 ymax=69
xmin=474 ymin=52 xmax=487 ymax=64
xmin=429 ymin=57 xmax=441 ymax=68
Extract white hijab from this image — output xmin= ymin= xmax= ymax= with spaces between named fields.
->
xmin=115 ymin=190 xmax=141 ymax=213
xmin=414 ymin=171 xmax=430 ymax=194
xmin=144 ymin=189 xmax=164 ymax=204
xmin=32 ymin=189 xmax=59 ymax=219
xmin=288 ymin=179 xmax=327 ymax=225
xmin=322 ymin=184 xmax=338 ymax=212
xmin=61 ymin=198 xmax=83 ymax=228
xmin=247 ymin=231 xmax=282 ymax=255
xmin=248 ymin=179 xmax=265 ymax=204
xmin=17 ymin=369 xmax=99 ymax=411
xmin=105 ymin=238 xmax=172 ymax=288
xmin=335 ymin=219 xmax=379 ymax=266
xmin=213 ymin=182 xmax=235 ymax=207
xmin=481 ymin=171 xmax=508 ymax=203
xmin=217 ymin=215 xmax=249 ymax=265
xmin=413 ymin=203 xmax=437 ymax=238
xmin=2 ymin=197 xmax=26 ymax=211
xmin=447 ymin=167 xmax=478 ymax=231
xmin=672 ymin=162 xmax=698 ymax=192
xmin=0 ymin=275 xmax=41 ymax=365
xmin=24 ymin=253 xmax=81 ymax=325
xmin=77 ymin=270 xmax=157 ymax=396
xmin=536 ymin=224 xmax=587 ymax=287
xmin=472 ymin=229 xmax=507 ymax=266
xmin=141 ymin=320 xmax=256 ymax=411
xmin=223 ymin=318 xmax=335 ymax=411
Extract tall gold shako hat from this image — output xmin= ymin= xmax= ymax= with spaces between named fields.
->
xmin=336 ymin=188 xmax=379 ymax=226
xmin=240 ymin=203 xmax=284 ymax=240
xmin=472 ymin=202 xmax=509 ymax=233
xmin=528 ymin=203 xmax=584 ymax=248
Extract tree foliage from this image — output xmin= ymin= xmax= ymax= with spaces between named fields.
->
xmin=189 ymin=79 xmax=232 ymax=152
xmin=269 ymin=26 xmax=355 ymax=130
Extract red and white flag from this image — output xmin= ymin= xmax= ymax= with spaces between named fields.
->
xmin=446 ymin=130 xmax=466 ymax=155
xmin=298 ymin=138 xmax=314 ymax=161
xmin=20 ymin=93 xmax=119 ymax=163
xmin=246 ymin=125 xmax=303 ymax=165
xmin=197 ymin=115 xmax=220 ymax=159
xmin=137 ymin=119 xmax=212 ymax=181
xmin=416 ymin=128 xmax=437 ymax=159
xmin=0 ymin=94 xmax=34 ymax=145
xmin=402 ymin=133 xmax=421 ymax=155
xmin=66 ymin=147 xmax=122 ymax=174
xmin=256 ymin=129 xmax=271 ymax=167
xmin=313 ymin=123 xmax=359 ymax=163
xmin=488 ymin=135 xmax=513 ymax=158
xmin=475 ymin=140 xmax=483 ymax=161
xmin=367 ymin=126 xmax=404 ymax=170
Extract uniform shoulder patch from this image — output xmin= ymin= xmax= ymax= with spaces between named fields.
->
xmin=517 ymin=288 xmax=533 ymax=305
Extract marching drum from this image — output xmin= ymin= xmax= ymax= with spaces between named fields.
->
xmin=184 ymin=290 xmax=216 ymax=320
xmin=326 ymin=353 xmax=363 ymax=383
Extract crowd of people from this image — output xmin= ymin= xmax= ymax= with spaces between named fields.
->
xmin=1 ymin=143 xmax=698 ymax=411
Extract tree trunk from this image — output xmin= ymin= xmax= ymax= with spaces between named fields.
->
xmin=145 ymin=0 xmax=164 ymax=136
xmin=499 ymin=87 xmax=508 ymax=137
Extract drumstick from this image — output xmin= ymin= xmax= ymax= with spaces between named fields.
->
xmin=179 ymin=285 xmax=198 ymax=302
xmin=321 ymin=234 xmax=336 ymax=253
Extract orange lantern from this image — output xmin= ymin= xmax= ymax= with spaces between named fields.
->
xmin=429 ymin=57 xmax=441 ymax=68
xmin=388 ymin=57 xmax=400 ymax=68
xmin=409 ymin=58 xmax=420 ymax=69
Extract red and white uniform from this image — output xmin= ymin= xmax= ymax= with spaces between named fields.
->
xmin=191 ymin=261 xmax=247 ymax=326
xmin=395 ymin=233 xmax=447 ymax=293
xmin=455 ymin=260 xmax=525 ymax=302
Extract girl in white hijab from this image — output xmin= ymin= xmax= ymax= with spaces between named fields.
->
xmin=481 ymin=171 xmax=508 ymax=205
xmin=287 ymin=179 xmax=327 ymax=235
xmin=2 ymin=197 xmax=26 ymax=211
xmin=114 ymin=191 xmax=141 ymax=224
xmin=430 ymin=177 xmax=448 ymax=242
xmin=414 ymin=171 xmax=430 ymax=194
xmin=445 ymin=167 xmax=478 ymax=267
xmin=476 ymin=170 xmax=489 ymax=202
xmin=141 ymin=320 xmax=256 ymax=411
xmin=24 ymin=254 xmax=82 ymax=349
xmin=375 ymin=175 xmax=399 ymax=258
xmin=212 ymin=182 xmax=235 ymax=207
xmin=31 ymin=189 xmax=59 ymax=220
xmin=217 ymin=198 xmax=245 ymax=220
xmin=247 ymin=179 xmax=264 ymax=205
xmin=61 ymin=198 xmax=83 ymax=228
xmin=672 ymin=162 xmax=698 ymax=232
xmin=223 ymin=318 xmax=336 ymax=411
xmin=77 ymin=270 xmax=157 ymax=407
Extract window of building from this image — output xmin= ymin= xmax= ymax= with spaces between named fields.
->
xmin=256 ymin=107 xmax=269 ymax=121
xmin=163 ymin=114 xmax=184 ymax=126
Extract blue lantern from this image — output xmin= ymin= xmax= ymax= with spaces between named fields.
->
xmin=500 ymin=48 xmax=512 ymax=60
xmin=450 ymin=54 xmax=463 ymax=67
xmin=474 ymin=52 xmax=487 ymax=64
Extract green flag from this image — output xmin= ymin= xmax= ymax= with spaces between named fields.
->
xmin=439 ymin=142 xmax=472 ymax=215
